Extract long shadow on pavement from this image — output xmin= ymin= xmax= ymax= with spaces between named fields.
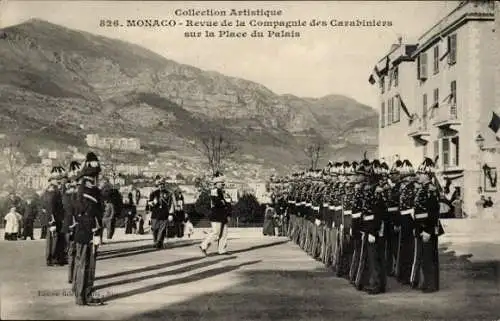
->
xmin=104 ymin=260 xmax=261 ymax=302
xmin=228 ymin=240 xmax=289 ymax=255
xmin=98 ymin=240 xmax=200 ymax=261
xmin=96 ymin=256 xmax=205 ymax=281
xmin=120 ymin=242 xmax=500 ymax=321
xmin=95 ymin=256 xmax=237 ymax=290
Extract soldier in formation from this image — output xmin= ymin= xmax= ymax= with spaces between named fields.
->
xmin=269 ymin=156 xmax=445 ymax=294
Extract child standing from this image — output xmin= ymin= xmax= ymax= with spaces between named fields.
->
xmin=4 ymin=207 xmax=21 ymax=241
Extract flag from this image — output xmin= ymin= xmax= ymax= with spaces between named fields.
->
xmin=396 ymin=94 xmax=411 ymax=119
xmin=440 ymin=36 xmax=450 ymax=61
xmin=488 ymin=111 xmax=500 ymax=139
xmin=368 ymin=74 xmax=376 ymax=85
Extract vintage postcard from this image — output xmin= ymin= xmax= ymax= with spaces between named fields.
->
xmin=0 ymin=1 xmax=499 ymax=320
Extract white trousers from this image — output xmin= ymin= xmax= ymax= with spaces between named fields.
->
xmin=200 ymin=221 xmax=228 ymax=254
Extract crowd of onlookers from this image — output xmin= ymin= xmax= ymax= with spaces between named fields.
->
xmin=1 ymin=187 xmax=149 ymax=241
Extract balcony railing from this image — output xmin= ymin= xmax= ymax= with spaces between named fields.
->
xmin=408 ymin=117 xmax=430 ymax=139
xmin=432 ymin=102 xmax=461 ymax=128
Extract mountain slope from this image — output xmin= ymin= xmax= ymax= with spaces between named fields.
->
xmin=0 ymin=19 xmax=378 ymax=174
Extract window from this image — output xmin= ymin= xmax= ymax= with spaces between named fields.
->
xmin=450 ymin=80 xmax=457 ymax=105
xmin=380 ymin=77 xmax=385 ymax=94
xmin=418 ymin=53 xmax=428 ymax=80
xmin=393 ymin=96 xmax=400 ymax=123
xmin=452 ymin=136 xmax=459 ymax=167
xmin=433 ymin=88 xmax=439 ymax=108
xmin=433 ymin=140 xmax=439 ymax=163
xmin=422 ymin=93 xmax=428 ymax=129
xmin=448 ymin=34 xmax=457 ymax=65
xmin=433 ymin=46 xmax=439 ymax=74
xmin=387 ymin=98 xmax=393 ymax=125
xmin=393 ymin=67 xmax=399 ymax=87
xmin=381 ymin=102 xmax=385 ymax=128
xmin=441 ymin=136 xmax=460 ymax=169
xmin=442 ymin=138 xmax=450 ymax=167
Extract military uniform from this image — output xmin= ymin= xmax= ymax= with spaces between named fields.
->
xmin=410 ymin=159 xmax=442 ymax=292
xmin=72 ymin=152 xmax=103 ymax=306
xmin=338 ymin=169 xmax=356 ymax=278
xmin=173 ymin=189 xmax=185 ymax=238
xmin=396 ymin=162 xmax=417 ymax=285
xmin=42 ymin=166 xmax=67 ymax=266
xmin=349 ymin=176 xmax=365 ymax=284
xmin=148 ymin=183 xmax=175 ymax=249
xmin=146 ymin=176 xmax=162 ymax=243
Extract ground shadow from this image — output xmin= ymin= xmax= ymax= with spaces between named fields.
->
xmin=120 ymin=243 xmax=500 ymax=321
xmin=102 ymin=238 xmax=152 ymax=245
xmin=227 ymin=240 xmax=289 ymax=255
xmin=104 ymin=260 xmax=261 ymax=302
xmin=98 ymin=240 xmax=200 ymax=261
xmin=96 ymin=256 xmax=205 ymax=281
xmin=95 ymin=256 xmax=238 ymax=290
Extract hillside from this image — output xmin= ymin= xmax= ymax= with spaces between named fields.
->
xmin=0 ymin=19 xmax=378 ymax=175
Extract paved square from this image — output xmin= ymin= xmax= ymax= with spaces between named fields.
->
xmin=1 ymin=228 xmax=500 ymax=320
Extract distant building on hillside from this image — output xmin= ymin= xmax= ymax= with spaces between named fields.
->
xmin=85 ymin=134 xmax=141 ymax=151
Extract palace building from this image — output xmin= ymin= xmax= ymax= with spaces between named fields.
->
xmin=370 ymin=0 xmax=498 ymax=217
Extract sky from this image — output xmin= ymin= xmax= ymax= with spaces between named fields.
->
xmin=0 ymin=0 xmax=457 ymax=108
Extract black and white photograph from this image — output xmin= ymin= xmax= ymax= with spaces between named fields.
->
xmin=0 ymin=0 xmax=499 ymax=320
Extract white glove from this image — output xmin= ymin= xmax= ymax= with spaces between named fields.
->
xmin=394 ymin=226 xmax=400 ymax=232
xmin=49 ymin=226 xmax=57 ymax=233
xmin=315 ymin=219 xmax=321 ymax=226
xmin=349 ymin=228 xmax=352 ymax=236
xmin=93 ymin=235 xmax=101 ymax=246
xmin=168 ymin=215 xmax=173 ymax=222
xmin=368 ymin=234 xmax=376 ymax=243
xmin=421 ymin=231 xmax=431 ymax=242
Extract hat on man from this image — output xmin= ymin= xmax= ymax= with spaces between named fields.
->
xmin=77 ymin=152 xmax=101 ymax=179
xmin=68 ymin=161 xmax=81 ymax=180
xmin=213 ymin=171 xmax=225 ymax=184
xmin=49 ymin=165 xmax=67 ymax=182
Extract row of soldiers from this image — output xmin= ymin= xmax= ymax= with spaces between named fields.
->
xmin=270 ymin=157 xmax=444 ymax=294
xmin=41 ymin=152 xmax=104 ymax=306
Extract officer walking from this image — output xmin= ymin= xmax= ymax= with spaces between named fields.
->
xmin=147 ymin=177 xmax=176 ymax=249
xmin=200 ymin=172 xmax=232 ymax=256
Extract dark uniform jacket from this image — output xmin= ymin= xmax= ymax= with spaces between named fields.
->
xmin=350 ymin=183 xmax=364 ymax=235
xmin=210 ymin=187 xmax=231 ymax=223
xmin=62 ymin=187 xmax=77 ymax=234
xmin=42 ymin=185 xmax=65 ymax=230
xmin=147 ymin=188 xmax=175 ymax=221
xmin=413 ymin=182 xmax=440 ymax=236
xmin=342 ymin=182 xmax=355 ymax=230
xmin=74 ymin=180 xmax=103 ymax=244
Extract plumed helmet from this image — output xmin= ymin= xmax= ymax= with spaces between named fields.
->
xmin=49 ymin=165 xmax=67 ymax=181
xmin=213 ymin=171 xmax=225 ymax=184
xmin=417 ymin=157 xmax=435 ymax=177
xmin=68 ymin=161 xmax=81 ymax=180
xmin=400 ymin=159 xmax=415 ymax=176
xmin=380 ymin=162 xmax=390 ymax=175
xmin=77 ymin=152 xmax=101 ymax=179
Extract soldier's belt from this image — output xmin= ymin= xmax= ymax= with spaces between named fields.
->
xmin=352 ymin=212 xmax=362 ymax=218
xmin=300 ymin=202 xmax=306 ymax=205
xmin=288 ymin=201 xmax=294 ymax=204
xmin=322 ymin=203 xmax=329 ymax=207
xmin=306 ymin=203 xmax=312 ymax=207
xmin=400 ymin=209 xmax=414 ymax=216
xmin=344 ymin=210 xmax=352 ymax=215
xmin=414 ymin=212 xmax=428 ymax=219
xmin=328 ymin=205 xmax=335 ymax=210
xmin=363 ymin=215 xmax=374 ymax=221
xmin=313 ymin=206 xmax=320 ymax=211
xmin=388 ymin=207 xmax=399 ymax=212
xmin=333 ymin=206 xmax=342 ymax=211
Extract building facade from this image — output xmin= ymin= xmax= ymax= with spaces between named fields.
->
xmin=85 ymin=134 xmax=141 ymax=151
xmin=371 ymin=1 xmax=497 ymax=217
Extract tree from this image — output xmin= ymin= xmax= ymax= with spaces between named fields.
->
xmin=194 ymin=125 xmax=238 ymax=175
xmin=0 ymin=137 xmax=29 ymax=195
xmin=233 ymin=193 xmax=263 ymax=224
xmin=303 ymin=135 xmax=325 ymax=171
